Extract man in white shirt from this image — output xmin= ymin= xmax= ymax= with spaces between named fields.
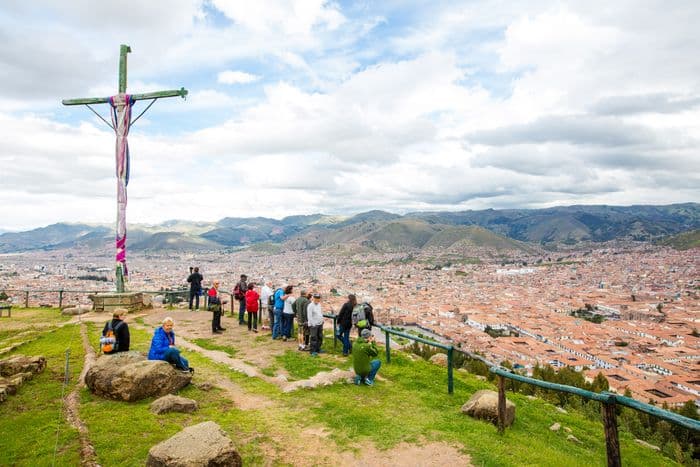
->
xmin=260 ymin=281 xmax=273 ymax=330
xmin=307 ymin=293 xmax=324 ymax=356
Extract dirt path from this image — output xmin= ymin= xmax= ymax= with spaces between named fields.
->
xmin=63 ymin=323 xmax=98 ymax=467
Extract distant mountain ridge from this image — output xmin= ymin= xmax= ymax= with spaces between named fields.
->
xmin=1 ymin=203 xmax=698 ymax=253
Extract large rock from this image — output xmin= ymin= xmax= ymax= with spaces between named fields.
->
xmin=146 ymin=421 xmax=241 ymax=467
xmin=429 ymin=353 xmax=448 ymax=367
xmin=461 ymin=390 xmax=516 ymax=427
xmin=61 ymin=306 xmax=91 ymax=316
xmin=0 ymin=355 xmax=46 ymax=377
xmin=151 ymin=394 xmax=198 ymax=414
xmin=85 ymin=352 xmax=192 ymax=402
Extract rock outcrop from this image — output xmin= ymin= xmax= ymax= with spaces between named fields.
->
xmin=85 ymin=352 xmax=191 ymax=402
xmin=151 ymin=394 xmax=198 ymax=414
xmin=429 ymin=353 xmax=448 ymax=367
xmin=0 ymin=355 xmax=45 ymax=403
xmin=0 ymin=355 xmax=46 ymax=377
xmin=61 ymin=306 xmax=91 ymax=316
xmin=461 ymin=389 xmax=516 ymax=427
xmin=146 ymin=421 xmax=241 ymax=467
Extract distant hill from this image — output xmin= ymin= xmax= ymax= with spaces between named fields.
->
xmin=1 ymin=203 xmax=698 ymax=253
xmin=657 ymin=229 xmax=700 ymax=250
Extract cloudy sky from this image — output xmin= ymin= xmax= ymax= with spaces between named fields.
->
xmin=1 ymin=1 xmax=699 ymax=231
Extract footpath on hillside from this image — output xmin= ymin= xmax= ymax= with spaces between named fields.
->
xmin=71 ymin=306 xmax=474 ymax=466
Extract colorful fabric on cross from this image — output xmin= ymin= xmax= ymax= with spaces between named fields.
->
xmin=109 ymin=94 xmax=134 ymax=277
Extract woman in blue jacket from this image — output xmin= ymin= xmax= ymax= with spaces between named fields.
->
xmin=148 ymin=317 xmax=193 ymax=373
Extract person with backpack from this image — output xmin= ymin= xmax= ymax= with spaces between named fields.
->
xmin=245 ymin=283 xmax=260 ymax=332
xmin=234 ymin=274 xmax=248 ymax=324
xmin=148 ymin=317 xmax=193 ymax=373
xmin=186 ymin=266 xmax=203 ymax=311
xmin=352 ymin=328 xmax=381 ymax=386
xmin=100 ymin=310 xmax=130 ymax=354
xmin=208 ymin=281 xmax=227 ymax=334
xmin=353 ymin=302 xmax=375 ymax=336
xmin=336 ymin=294 xmax=357 ymax=356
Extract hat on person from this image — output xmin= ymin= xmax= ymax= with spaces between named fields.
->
xmin=313 ymin=293 xmax=321 ymax=298
xmin=361 ymin=328 xmax=372 ymax=338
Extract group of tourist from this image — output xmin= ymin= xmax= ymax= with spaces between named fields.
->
xmin=100 ymin=270 xmax=381 ymax=385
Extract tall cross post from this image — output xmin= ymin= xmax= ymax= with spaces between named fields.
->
xmin=63 ymin=44 xmax=187 ymax=293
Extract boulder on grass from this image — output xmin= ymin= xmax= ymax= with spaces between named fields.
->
xmin=61 ymin=306 xmax=91 ymax=316
xmin=151 ymin=394 xmax=198 ymax=414
xmin=429 ymin=353 xmax=448 ymax=367
xmin=461 ymin=390 xmax=516 ymax=427
xmin=0 ymin=355 xmax=46 ymax=377
xmin=85 ymin=352 xmax=191 ymax=402
xmin=147 ymin=421 xmax=241 ymax=467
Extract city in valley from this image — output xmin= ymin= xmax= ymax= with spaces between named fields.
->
xmin=1 ymin=242 xmax=698 ymax=407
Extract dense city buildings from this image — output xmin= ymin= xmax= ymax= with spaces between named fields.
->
xmin=1 ymin=242 xmax=698 ymax=406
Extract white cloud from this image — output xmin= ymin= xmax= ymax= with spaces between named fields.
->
xmin=217 ymin=70 xmax=260 ymax=85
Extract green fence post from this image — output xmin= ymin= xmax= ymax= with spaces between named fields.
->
xmin=58 ymin=290 xmax=64 ymax=309
xmin=385 ymin=329 xmax=391 ymax=363
xmin=447 ymin=346 xmax=454 ymax=395
xmin=333 ymin=316 xmax=337 ymax=350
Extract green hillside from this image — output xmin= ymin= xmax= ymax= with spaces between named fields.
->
xmin=658 ymin=229 xmax=700 ymax=250
xmin=0 ymin=308 xmax=683 ymax=466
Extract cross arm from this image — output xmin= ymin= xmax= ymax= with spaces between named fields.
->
xmin=62 ymin=87 xmax=188 ymax=106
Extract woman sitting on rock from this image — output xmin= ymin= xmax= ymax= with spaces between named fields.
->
xmin=148 ymin=317 xmax=194 ymax=373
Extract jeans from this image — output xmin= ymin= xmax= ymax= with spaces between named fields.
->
xmin=238 ymin=299 xmax=246 ymax=324
xmin=367 ymin=359 xmax=381 ymax=381
xmin=281 ymin=313 xmax=294 ymax=338
xmin=337 ymin=325 xmax=351 ymax=355
xmin=189 ymin=291 xmax=200 ymax=310
xmin=247 ymin=311 xmax=258 ymax=330
xmin=272 ymin=308 xmax=283 ymax=338
xmin=163 ymin=347 xmax=189 ymax=371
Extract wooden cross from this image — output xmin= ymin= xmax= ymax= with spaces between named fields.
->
xmin=63 ymin=44 xmax=188 ymax=293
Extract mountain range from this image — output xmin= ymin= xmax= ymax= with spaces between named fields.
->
xmin=1 ymin=203 xmax=698 ymax=254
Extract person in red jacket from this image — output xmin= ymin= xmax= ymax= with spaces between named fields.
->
xmin=245 ymin=283 xmax=260 ymax=332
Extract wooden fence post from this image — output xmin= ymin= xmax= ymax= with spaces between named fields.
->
xmin=447 ymin=346 xmax=454 ymax=394
xmin=58 ymin=290 xmax=64 ymax=309
xmin=601 ymin=400 xmax=622 ymax=467
xmin=24 ymin=291 xmax=29 ymax=308
xmin=498 ymin=375 xmax=506 ymax=434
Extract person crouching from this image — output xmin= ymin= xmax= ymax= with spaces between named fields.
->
xmin=352 ymin=328 xmax=381 ymax=386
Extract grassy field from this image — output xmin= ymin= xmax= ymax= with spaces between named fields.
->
xmin=0 ymin=308 xmax=680 ymax=466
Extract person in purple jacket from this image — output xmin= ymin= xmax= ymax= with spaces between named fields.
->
xmin=148 ymin=317 xmax=193 ymax=373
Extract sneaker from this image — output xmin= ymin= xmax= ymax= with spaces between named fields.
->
xmin=354 ymin=375 xmax=362 ymax=385
xmin=189 ymin=367 xmax=195 ymax=374
xmin=342 ymin=352 xmax=349 ymax=357
xmin=318 ymin=349 xmax=325 ymax=354
xmin=213 ymin=330 xmax=222 ymax=334
xmin=364 ymin=378 xmax=373 ymax=386
xmin=310 ymin=352 xmax=319 ymax=357
xmin=282 ymin=337 xmax=287 ymax=342
xmin=254 ymin=329 xmax=258 ymax=333
xmin=219 ymin=327 xmax=226 ymax=331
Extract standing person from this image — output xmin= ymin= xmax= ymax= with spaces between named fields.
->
xmin=245 ymin=283 xmax=260 ymax=332
xmin=352 ymin=328 xmax=381 ymax=386
xmin=187 ymin=266 xmax=203 ymax=311
xmin=294 ymin=289 xmax=310 ymax=351
xmin=101 ymin=310 xmax=130 ymax=353
xmin=260 ymin=281 xmax=273 ymax=330
xmin=234 ymin=274 xmax=248 ymax=324
xmin=337 ymin=294 xmax=357 ymax=356
xmin=271 ymin=285 xmax=286 ymax=340
xmin=208 ymin=281 xmax=226 ymax=334
xmin=307 ymin=293 xmax=324 ymax=356
xmin=281 ymin=285 xmax=296 ymax=341
xmin=148 ymin=317 xmax=193 ymax=373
